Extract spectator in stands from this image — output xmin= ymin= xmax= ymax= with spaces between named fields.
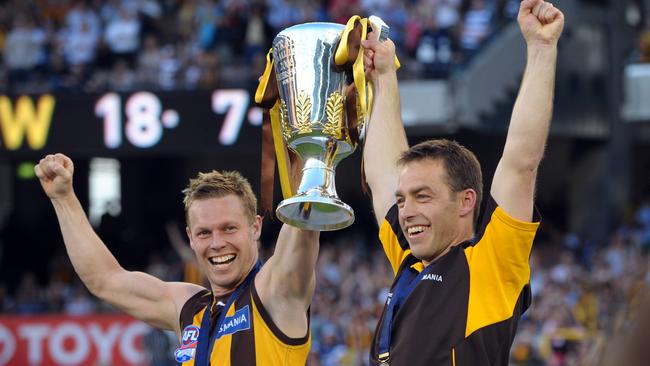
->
xmin=158 ymin=43 xmax=181 ymax=90
xmin=499 ymin=0 xmax=523 ymax=22
xmin=328 ymin=0 xmax=361 ymax=25
xmin=104 ymin=6 xmax=141 ymax=67
xmin=137 ymin=34 xmax=162 ymax=88
xmin=377 ymin=0 xmax=409 ymax=48
xmin=415 ymin=17 xmax=458 ymax=78
xmin=573 ymin=281 xmax=600 ymax=334
xmin=267 ymin=0 xmax=306 ymax=34
xmin=550 ymin=250 xmax=578 ymax=283
xmin=344 ymin=308 xmax=375 ymax=364
xmin=403 ymin=8 xmax=424 ymax=57
xmin=407 ymin=0 xmax=463 ymax=66
xmin=4 ymin=15 xmax=47 ymax=89
xmin=436 ymin=0 xmax=463 ymax=32
xmin=460 ymin=0 xmax=494 ymax=61
xmin=64 ymin=283 xmax=97 ymax=315
xmin=165 ymin=220 xmax=205 ymax=286
xmin=213 ymin=1 xmax=247 ymax=63
xmin=14 ymin=272 xmax=46 ymax=314
xmin=107 ymin=59 xmax=135 ymax=91
xmin=65 ymin=0 xmax=101 ymax=41
xmin=636 ymin=200 xmax=650 ymax=249
xmin=43 ymin=278 xmax=67 ymax=313
xmin=194 ymin=0 xmax=223 ymax=51
xmin=99 ymin=0 xmax=123 ymax=26
xmin=132 ymin=0 xmax=163 ymax=37
xmin=59 ymin=19 xmax=99 ymax=68
xmin=605 ymin=234 xmax=627 ymax=277
xmin=39 ymin=0 xmax=71 ymax=28
xmin=321 ymin=320 xmax=352 ymax=364
xmin=244 ymin=3 xmax=272 ymax=65
xmin=143 ymin=327 xmax=176 ymax=366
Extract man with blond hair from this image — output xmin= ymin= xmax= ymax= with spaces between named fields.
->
xmin=36 ymin=155 xmax=318 ymax=365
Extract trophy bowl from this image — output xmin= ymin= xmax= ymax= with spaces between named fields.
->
xmin=271 ymin=23 xmax=359 ymax=231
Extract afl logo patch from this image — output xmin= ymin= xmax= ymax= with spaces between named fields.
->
xmin=175 ymin=325 xmax=200 ymax=362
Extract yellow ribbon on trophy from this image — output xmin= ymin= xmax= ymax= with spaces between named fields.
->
xmin=255 ymin=49 xmax=295 ymax=217
xmin=334 ymin=15 xmax=401 ymax=131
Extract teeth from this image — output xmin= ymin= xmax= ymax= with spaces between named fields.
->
xmin=209 ymin=254 xmax=235 ymax=265
xmin=407 ymin=226 xmax=427 ymax=236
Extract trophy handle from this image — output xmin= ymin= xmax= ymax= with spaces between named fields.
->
xmin=368 ymin=15 xmax=389 ymax=42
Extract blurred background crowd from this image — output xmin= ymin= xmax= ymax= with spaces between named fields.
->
xmin=2 ymin=0 xmax=650 ymax=365
xmin=0 ymin=0 xmax=533 ymax=94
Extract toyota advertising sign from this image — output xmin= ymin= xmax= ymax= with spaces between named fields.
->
xmin=0 ymin=315 xmax=151 ymax=366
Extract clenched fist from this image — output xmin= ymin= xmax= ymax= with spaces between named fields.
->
xmin=362 ymin=31 xmax=397 ymax=83
xmin=518 ymin=0 xmax=565 ymax=47
xmin=35 ymin=153 xmax=75 ymax=200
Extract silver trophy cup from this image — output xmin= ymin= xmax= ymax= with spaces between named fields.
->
xmin=272 ymin=23 xmax=360 ymax=231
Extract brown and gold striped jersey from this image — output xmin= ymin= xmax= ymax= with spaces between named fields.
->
xmin=178 ymin=279 xmax=310 ymax=366
xmin=370 ymin=196 xmax=540 ymax=366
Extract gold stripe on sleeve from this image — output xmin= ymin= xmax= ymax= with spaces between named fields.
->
xmin=464 ymin=207 xmax=539 ymax=337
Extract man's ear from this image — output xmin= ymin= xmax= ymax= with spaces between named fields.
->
xmin=458 ymin=189 xmax=477 ymax=218
xmin=252 ymin=215 xmax=263 ymax=241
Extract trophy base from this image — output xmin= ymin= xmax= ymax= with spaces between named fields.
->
xmin=276 ymin=195 xmax=354 ymax=231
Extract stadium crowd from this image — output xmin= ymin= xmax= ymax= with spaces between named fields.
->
xmin=0 ymin=0 xmax=522 ymax=94
xmin=1 ymin=201 xmax=649 ymax=365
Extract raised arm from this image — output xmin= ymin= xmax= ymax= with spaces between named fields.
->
xmin=255 ymin=225 xmax=319 ymax=338
xmin=491 ymin=0 xmax=564 ymax=221
xmin=254 ymin=154 xmax=320 ymax=339
xmin=362 ymin=35 xmax=408 ymax=224
xmin=35 ymin=154 xmax=203 ymax=334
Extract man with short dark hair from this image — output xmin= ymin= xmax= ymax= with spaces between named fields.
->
xmin=361 ymin=0 xmax=564 ymax=364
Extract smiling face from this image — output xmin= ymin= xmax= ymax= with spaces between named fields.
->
xmin=186 ymin=195 xmax=261 ymax=295
xmin=396 ymin=159 xmax=475 ymax=265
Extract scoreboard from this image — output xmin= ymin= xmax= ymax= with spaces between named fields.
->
xmin=0 ymin=89 xmax=263 ymax=157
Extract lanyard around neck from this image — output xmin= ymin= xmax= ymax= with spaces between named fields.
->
xmin=377 ymin=262 xmax=432 ymax=363
xmin=194 ymin=261 xmax=261 ymax=366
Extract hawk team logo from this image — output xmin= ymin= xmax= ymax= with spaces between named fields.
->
xmin=175 ymin=325 xmax=200 ymax=362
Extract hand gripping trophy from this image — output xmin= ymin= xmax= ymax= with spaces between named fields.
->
xmin=256 ymin=16 xmax=396 ymax=231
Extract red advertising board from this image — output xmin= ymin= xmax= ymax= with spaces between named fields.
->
xmin=0 ymin=314 xmax=151 ymax=366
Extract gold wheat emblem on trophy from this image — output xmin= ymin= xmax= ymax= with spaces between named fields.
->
xmin=279 ymin=100 xmax=292 ymax=141
xmin=295 ymin=91 xmax=313 ymax=134
xmin=322 ymin=92 xmax=344 ymax=140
